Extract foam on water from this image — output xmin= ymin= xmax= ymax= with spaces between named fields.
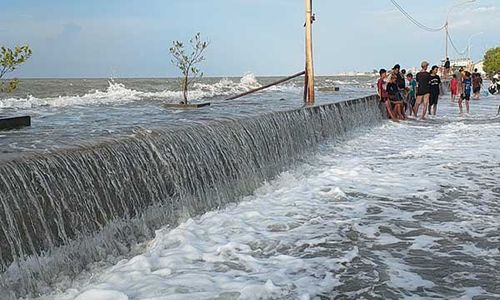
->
xmin=0 ymin=74 xmax=262 ymax=109
xmin=41 ymin=97 xmax=500 ymax=300
xmin=1 ymin=96 xmax=383 ymax=298
xmin=0 ymin=81 xmax=142 ymax=109
xmin=0 ymin=74 xmax=377 ymax=111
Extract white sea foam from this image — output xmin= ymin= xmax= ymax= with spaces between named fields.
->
xmin=0 ymin=74 xmax=264 ymax=109
xmin=40 ymin=96 xmax=500 ymax=300
xmin=0 ymin=81 xmax=143 ymax=109
xmin=0 ymin=74 xmax=379 ymax=110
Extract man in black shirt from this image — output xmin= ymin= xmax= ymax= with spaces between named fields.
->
xmin=393 ymin=64 xmax=406 ymax=90
xmin=444 ymin=57 xmax=451 ymax=79
xmin=393 ymin=64 xmax=407 ymax=109
xmin=414 ymin=61 xmax=431 ymax=120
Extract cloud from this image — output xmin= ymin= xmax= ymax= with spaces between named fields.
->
xmin=448 ymin=3 xmax=500 ymax=30
xmin=473 ymin=5 xmax=498 ymax=13
xmin=58 ymin=23 xmax=83 ymax=40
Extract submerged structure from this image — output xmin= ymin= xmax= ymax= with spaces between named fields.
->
xmin=0 ymin=95 xmax=383 ymax=297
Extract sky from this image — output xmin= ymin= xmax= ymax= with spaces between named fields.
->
xmin=0 ymin=0 xmax=499 ymax=78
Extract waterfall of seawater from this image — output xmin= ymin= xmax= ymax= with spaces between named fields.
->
xmin=0 ymin=96 xmax=383 ymax=298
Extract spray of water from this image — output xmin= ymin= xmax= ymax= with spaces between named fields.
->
xmin=0 ymin=96 xmax=383 ymax=298
xmin=0 ymin=75 xmax=263 ymax=109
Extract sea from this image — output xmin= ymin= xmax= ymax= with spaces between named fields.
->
xmin=0 ymin=75 xmax=373 ymax=160
xmin=1 ymin=75 xmax=499 ymax=299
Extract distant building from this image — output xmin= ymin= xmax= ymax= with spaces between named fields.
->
xmin=450 ymin=58 xmax=473 ymax=69
xmin=473 ymin=60 xmax=486 ymax=75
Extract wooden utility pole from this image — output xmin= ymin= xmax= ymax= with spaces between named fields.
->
xmin=445 ymin=23 xmax=449 ymax=60
xmin=304 ymin=0 xmax=315 ymax=104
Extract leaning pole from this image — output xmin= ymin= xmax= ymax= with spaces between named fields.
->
xmin=304 ymin=0 xmax=315 ymax=104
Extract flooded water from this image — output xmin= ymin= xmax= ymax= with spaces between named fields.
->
xmin=0 ymin=75 xmax=374 ymax=159
xmin=38 ymin=96 xmax=500 ymax=300
xmin=1 ymin=75 xmax=499 ymax=299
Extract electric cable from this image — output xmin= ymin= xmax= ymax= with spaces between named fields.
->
xmin=447 ymin=31 xmax=468 ymax=56
xmin=390 ymin=0 xmax=446 ymax=32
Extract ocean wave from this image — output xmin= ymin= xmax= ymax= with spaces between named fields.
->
xmin=0 ymin=81 xmax=142 ymax=109
xmin=0 ymin=74 xmax=264 ymax=109
xmin=324 ymin=79 xmax=369 ymax=86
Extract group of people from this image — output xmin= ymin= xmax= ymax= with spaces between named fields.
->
xmin=449 ymin=67 xmax=483 ymax=114
xmin=377 ymin=60 xmax=484 ymax=121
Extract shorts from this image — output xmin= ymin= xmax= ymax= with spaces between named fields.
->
xmin=429 ymin=93 xmax=439 ymax=106
xmin=451 ymin=88 xmax=458 ymax=96
xmin=462 ymin=94 xmax=470 ymax=101
xmin=473 ymin=87 xmax=480 ymax=94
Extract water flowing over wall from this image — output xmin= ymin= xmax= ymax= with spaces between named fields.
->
xmin=0 ymin=95 xmax=384 ymax=297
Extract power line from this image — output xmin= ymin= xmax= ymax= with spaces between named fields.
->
xmin=447 ymin=30 xmax=468 ymax=56
xmin=390 ymin=0 xmax=446 ymax=32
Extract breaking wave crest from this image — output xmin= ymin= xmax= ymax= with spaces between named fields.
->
xmin=0 ymin=74 xmax=264 ymax=109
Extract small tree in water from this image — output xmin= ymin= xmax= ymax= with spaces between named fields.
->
xmin=169 ymin=33 xmax=209 ymax=104
xmin=0 ymin=45 xmax=32 ymax=93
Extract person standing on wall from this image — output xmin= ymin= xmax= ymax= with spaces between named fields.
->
xmin=414 ymin=61 xmax=431 ymax=120
xmin=428 ymin=65 xmax=442 ymax=116
xmin=443 ymin=57 xmax=451 ymax=80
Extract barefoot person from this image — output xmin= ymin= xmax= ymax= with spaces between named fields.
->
xmin=450 ymin=74 xmax=458 ymax=102
xmin=472 ymin=69 xmax=483 ymax=100
xmin=387 ymin=73 xmax=405 ymax=120
xmin=456 ymin=67 xmax=465 ymax=101
xmin=428 ymin=65 xmax=442 ymax=116
xmin=406 ymin=73 xmax=417 ymax=116
xmin=393 ymin=64 xmax=406 ymax=101
xmin=377 ymin=69 xmax=398 ymax=121
xmin=459 ymin=71 xmax=472 ymax=114
xmin=414 ymin=61 xmax=431 ymax=119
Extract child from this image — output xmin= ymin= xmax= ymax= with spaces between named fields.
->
xmin=459 ymin=71 xmax=472 ymax=114
xmin=377 ymin=69 xmax=398 ymax=121
xmin=406 ymin=73 xmax=417 ymax=116
xmin=428 ymin=65 xmax=441 ymax=116
xmin=377 ymin=69 xmax=388 ymax=101
xmin=450 ymin=74 xmax=458 ymax=102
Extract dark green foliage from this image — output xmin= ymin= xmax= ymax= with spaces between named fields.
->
xmin=0 ymin=45 xmax=32 ymax=93
xmin=169 ymin=33 xmax=209 ymax=103
xmin=483 ymin=47 xmax=500 ymax=79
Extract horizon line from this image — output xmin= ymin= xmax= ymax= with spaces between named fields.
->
xmin=2 ymin=73 xmax=379 ymax=80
